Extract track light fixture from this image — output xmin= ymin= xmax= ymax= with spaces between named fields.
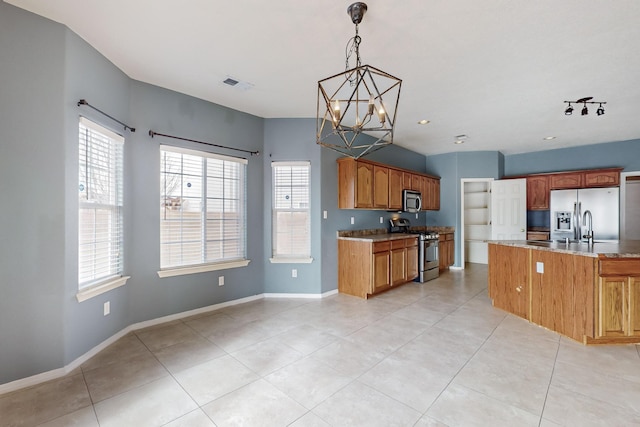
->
xmin=564 ymin=103 xmax=574 ymax=115
xmin=563 ymin=97 xmax=606 ymax=117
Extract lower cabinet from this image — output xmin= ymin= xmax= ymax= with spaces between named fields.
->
xmin=338 ymin=237 xmax=418 ymax=299
xmin=488 ymin=244 xmax=529 ymax=319
xmin=438 ymin=232 xmax=454 ymax=271
xmin=597 ymin=275 xmax=640 ymax=338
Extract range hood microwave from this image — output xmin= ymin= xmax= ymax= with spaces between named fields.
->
xmin=403 ymin=189 xmax=422 ymax=213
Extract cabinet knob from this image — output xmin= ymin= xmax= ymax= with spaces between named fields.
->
xmin=516 ymin=285 xmax=523 ymax=293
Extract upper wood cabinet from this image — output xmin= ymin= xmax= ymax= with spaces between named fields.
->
xmin=526 ymin=175 xmax=549 ymax=210
xmin=388 ymin=168 xmax=403 ymax=210
xmin=584 ymin=169 xmax=620 ymax=187
xmin=549 ymin=168 xmax=622 ymax=190
xmin=373 ymin=165 xmax=389 ymax=209
xmin=337 ymin=158 xmax=440 ymax=210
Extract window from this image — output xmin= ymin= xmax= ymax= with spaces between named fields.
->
xmin=271 ymin=161 xmax=311 ymax=262
xmin=160 ymin=145 xmax=247 ymax=275
xmin=78 ymin=117 xmax=124 ymax=290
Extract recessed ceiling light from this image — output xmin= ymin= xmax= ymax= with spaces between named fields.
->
xmin=454 ymin=140 xmax=465 ymax=145
xmin=417 ymin=119 xmax=430 ymax=125
xmin=543 ymin=136 xmax=556 ymax=140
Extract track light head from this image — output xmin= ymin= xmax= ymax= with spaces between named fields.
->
xmin=565 ymin=104 xmax=573 ymax=115
xmin=597 ymin=104 xmax=605 ymax=116
xmin=581 ymin=105 xmax=588 ymax=115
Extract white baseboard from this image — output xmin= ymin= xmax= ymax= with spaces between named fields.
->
xmin=0 ymin=289 xmax=337 ymax=395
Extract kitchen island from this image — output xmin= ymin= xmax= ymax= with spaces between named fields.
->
xmin=488 ymin=240 xmax=640 ymax=344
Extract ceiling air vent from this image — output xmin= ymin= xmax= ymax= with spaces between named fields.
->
xmin=223 ymin=76 xmax=254 ymax=91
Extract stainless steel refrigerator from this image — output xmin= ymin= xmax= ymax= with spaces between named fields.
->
xmin=550 ymin=187 xmax=619 ymax=242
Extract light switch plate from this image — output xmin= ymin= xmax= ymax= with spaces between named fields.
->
xmin=536 ymin=262 xmax=544 ymax=273
xmin=350 ymin=217 xmax=355 ymax=225
xmin=323 ymin=210 xmax=327 ymax=219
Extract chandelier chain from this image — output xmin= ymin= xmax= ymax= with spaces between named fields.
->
xmin=345 ymin=24 xmax=361 ymax=86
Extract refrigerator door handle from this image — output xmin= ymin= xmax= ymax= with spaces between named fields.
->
xmin=573 ymin=202 xmax=579 ymax=241
xmin=577 ymin=202 xmax=582 ymax=241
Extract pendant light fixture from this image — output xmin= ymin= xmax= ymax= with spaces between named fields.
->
xmin=316 ymin=2 xmax=402 ymax=159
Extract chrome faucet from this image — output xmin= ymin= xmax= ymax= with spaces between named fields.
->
xmin=582 ymin=209 xmax=594 ymax=245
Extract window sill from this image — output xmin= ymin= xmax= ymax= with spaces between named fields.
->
xmin=269 ymin=257 xmax=314 ymax=264
xmin=76 ymin=276 xmax=130 ymax=302
xmin=157 ymin=259 xmax=251 ymax=278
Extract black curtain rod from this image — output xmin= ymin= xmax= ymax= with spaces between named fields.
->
xmin=148 ymin=130 xmax=260 ymax=156
xmin=77 ymin=99 xmax=136 ymax=132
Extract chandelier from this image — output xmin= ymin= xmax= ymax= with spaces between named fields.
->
xmin=316 ymin=2 xmax=402 ymax=159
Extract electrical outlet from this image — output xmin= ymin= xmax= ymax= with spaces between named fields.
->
xmin=536 ymin=262 xmax=544 ymax=274
xmin=323 ymin=210 xmax=327 ymax=219
xmin=350 ymin=217 xmax=355 ymax=225
xmin=292 ymin=269 xmax=297 ymax=278
xmin=415 ymin=213 xmax=419 ymax=219
xmin=380 ymin=216 xmax=384 ymax=223
xmin=218 ymin=276 xmax=225 ymax=286
xmin=103 ymin=301 xmax=110 ymax=316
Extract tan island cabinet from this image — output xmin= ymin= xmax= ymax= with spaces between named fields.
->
xmin=597 ymin=259 xmax=640 ymax=339
xmin=488 ymin=241 xmax=640 ymax=344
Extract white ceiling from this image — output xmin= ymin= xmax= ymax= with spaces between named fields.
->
xmin=7 ymin=0 xmax=640 ymax=156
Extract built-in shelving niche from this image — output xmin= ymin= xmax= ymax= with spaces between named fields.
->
xmin=461 ymin=179 xmax=493 ymax=265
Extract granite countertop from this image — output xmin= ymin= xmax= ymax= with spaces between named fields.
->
xmin=490 ymin=240 xmax=640 ymax=258
xmin=337 ymin=226 xmax=455 ymax=242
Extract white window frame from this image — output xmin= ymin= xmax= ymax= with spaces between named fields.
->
xmin=158 ymin=145 xmax=249 ymax=277
xmin=270 ymin=161 xmax=313 ymax=264
xmin=77 ymin=117 xmax=129 ymax=302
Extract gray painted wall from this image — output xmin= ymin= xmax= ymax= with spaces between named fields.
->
xmin=0 ymin=3 xmax=67 ymax=384
xmin=504 ymin=139 xmax=640 ymax=176
xmin=425 ymin=152 xmax=504 ymax=268
xmin=262 ymin=118 xmax=322 ymax=294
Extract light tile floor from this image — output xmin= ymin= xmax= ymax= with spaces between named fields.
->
xmin=2 ymin=264 xmax=640 ymax=426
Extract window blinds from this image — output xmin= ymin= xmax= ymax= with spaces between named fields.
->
xmin=272 ymin=161 xmax=311 ymax=258
xmin=160 ymin=145 xmax=247 ymax=269
xmin=78 ymin=117 xmax=124 ymax=288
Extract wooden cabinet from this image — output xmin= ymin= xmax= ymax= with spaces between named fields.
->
xmin=406 ymin=241 xmax=419 ymax=280
xmin=488 ymin=244 xmax=529 ymax=319
xmin=337 ymin=157 xmax=440 ymax=210
xmin=529 ymin=250 xmax=595 ymax=341
xmin=388 ymin=168 xmax=403 ymax=210
xmin=338 ymin=237 xmax=418 ymax=299
xmin=372 ymin=243 xmax=391 ymax=294
xmin=527 ymin=231 xmax=550 ymax=241
xmin=597 ymin=259 xmax=640 ymax=338
xmin=438 ymin=232 xmax=454 ymax=270
xmin=584 ymin=169 xmax=620 ymax=187
xmin=373 ymin=165 xmax=389 ymax=209
xmin=390 ymin=240 xmax=407 ymax=286
xmin=526 ymin=175 xmax=549 ymax=210
xmin=550 ymin=172 xmax=583 ymax=190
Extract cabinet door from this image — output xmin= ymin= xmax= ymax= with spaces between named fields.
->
xmin=419 ymin=176 xmax=429 ymax=210
xmin=390 ymin=247 xmax=407 ymax=286
xmin=526 ymin=175 xmax=549 ymax=210
xmin=550 ymin=172 xmax=583 ymax=189
xmin=388 ymin=168 xmax=403 ymax=210
xmin=355 ymin=161 xmax=374 ymax=208
xmin=432 ymin=179 xmax=440 ymax=210
xmin=411 ymin=174 xmax=422 ymax=191
xmin=406 ymin=243 xmax=419 ymax=280
xmin=584 ymin=170 xmax=620 ymax=187
xmin=488 ymin=244 xmax=529 ymax=319
xmin=402 ymin=172 xmax=413 ymax=191
xmin=597 ymin=277 xmax=628 ymax=338
xmin=630 ymin=277 xmax=640 ymax=336
xmin=373 ymin=165 xmax=389 ymax=209
xmin=372 ymin=250 xmax=390 ymax=294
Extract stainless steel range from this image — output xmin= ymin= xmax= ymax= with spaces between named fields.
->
xmin=389 ymin=218 xmax=439 ymax=282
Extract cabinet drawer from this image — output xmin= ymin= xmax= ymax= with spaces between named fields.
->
xmin=391 ymin=239 xmax=406 ymax=250
xmin=373 ymin=241 xmax=391 ymax=253
xmin=599 ymin=259 xmax=640 ymax=276
xmin=404 ymin=237 xmax=418 ymax=247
